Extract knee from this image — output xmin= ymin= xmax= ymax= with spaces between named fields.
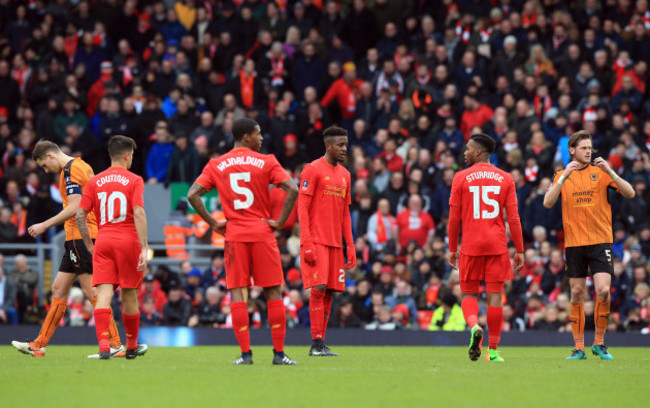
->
xmin=51 ymin=280 xmax=67 ymax=300
xmin=570 ymin=286 xmax=585 ymax=301
xmin=596 ymin=287 xmax=610 ymax=302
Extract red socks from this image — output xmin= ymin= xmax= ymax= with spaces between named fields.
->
xmin=94 ymin=308 xmax=112 ymax=353
xmin=122 ymin=312 xmax=140 ymax=350
xmin=267 ymin=299 xmax=286 ymax=352
xmin=322 ymin=292 xmax=333 ymax=340
xmin=461 ymin=296 xmax=479 ymax=328
xmin=487 ymin=306 xmax=503 ymax=350
xmin=231 ymin=301 xmax=251 ymax=353
xmin=310 ymin=288 xmax=325 ymax=340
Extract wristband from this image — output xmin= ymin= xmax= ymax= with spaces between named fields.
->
xmin=609 ymin=171 xmax=619 ymax=181
xmin=558 ymin=175 xmax=566 ymax=185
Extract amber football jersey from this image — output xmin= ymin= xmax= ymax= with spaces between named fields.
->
xmin=552 ymin=164 xmax=618 ymax=248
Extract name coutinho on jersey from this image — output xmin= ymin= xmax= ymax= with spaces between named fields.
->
xmin=465 ymin=171 xmax=505 ymax=183
xmin=217 ymin=156 xmax=265 ymax=171
xmin=96 ymin=174 xmax=130 ymax=187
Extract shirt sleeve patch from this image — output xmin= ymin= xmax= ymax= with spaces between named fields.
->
xmin=66 ymin=183 xmax=82 ymax=196
xmin=302 ymin=180 xmax=309 ymax=190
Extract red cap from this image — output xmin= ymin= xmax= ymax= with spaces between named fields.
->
xmin=284 ymin=133 xmax=297 ymax=144
xmin=0 ymin=106 xmax=7 ymax=117
xmin=287 ymin=268 xmax=301 ymax=282
xmin=381 ymin=265 xmax=393 ymax=275
xmin=357 ymin=168 xmax=370 ymax=180
xmin=139 ymin=13 xmax=150 ymax=23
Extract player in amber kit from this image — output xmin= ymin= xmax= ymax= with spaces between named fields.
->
xmin=188 ymin=118 xmax=299 ymax=365
xmin=77 ymin=136 xmax=149 ymax=359
xmin=299 ymin=126 xmax=355 ymax=356
xmin=544 ymin=130 xmax=634 ymax=360
xmin=11 ymin=141 xmax=124 ymax=358
xmin=448 ymin=134 xmax=525 ymax=362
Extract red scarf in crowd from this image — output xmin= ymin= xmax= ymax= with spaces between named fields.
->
xmin=376 ymin=211 xmax=395 ymax=243
xmin=270 ymin=56 xmax=285 ymax=87
xmin=240 ymin=71 xmax=254 ymax=108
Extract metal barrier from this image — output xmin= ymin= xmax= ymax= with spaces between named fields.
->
xmin=0 ymin=238 xmax=222 ymax=303
xmin=0 ymin=231 xmax=65 ymax=303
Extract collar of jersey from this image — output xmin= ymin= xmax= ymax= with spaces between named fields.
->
xmin=321 ymin=156 xmax=338 ymax=169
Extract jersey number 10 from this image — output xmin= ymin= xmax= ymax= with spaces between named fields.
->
xmin=469 ymin=186 xmax=501 ymax=220
xmin=97 ymin=191 xmax=127 ymax=225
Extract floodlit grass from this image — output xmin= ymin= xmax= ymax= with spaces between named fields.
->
xmin=1 ymin=346 xmax=647 ymax=408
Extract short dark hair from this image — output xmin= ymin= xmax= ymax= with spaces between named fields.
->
xmin=232 ymin=118 xmax=259 ymax=142
xmin=469 ymin=133 xmax=496 ymax=154
xmin=108 ymin=135 xmax=137 ymax=160
xmin=32 ymin=140 xmax=61 ymax=161
xmin=323 ymin=126 xmax=348 ymax=140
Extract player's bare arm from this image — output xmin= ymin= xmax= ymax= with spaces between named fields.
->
xmin=593 ymin=157 xmax=635 ymax=199
xmin=263 ymin=178 xmax=298 ymax=230
xmin=134 ymin=206 xmax=149 ymax=271
xmin=75 ymin=206 xmax=94 ymax=254
xmin=543 ymin=161 xmax=579 ymax=208
xmin=28 ymin=194 xmax=82 ymax=237
xmin=187 ymin=182 xmax=227 ymax=235
xmin=447 ymin=202 xmax=462 ymax=269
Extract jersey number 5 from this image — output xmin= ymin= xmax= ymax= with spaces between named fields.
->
xmin=469 ymin=186 xmax=501 ymax=219
xmin=230 ymin=172 xmax=254 ymax=210
xmin=97 ymin=191 xmax=127 ymax=225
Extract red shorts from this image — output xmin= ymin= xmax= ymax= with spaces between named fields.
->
xmin=224 ymin=240 xmax=283 ymax=289
xmin=300 ymin=243 xmax=345 ymax=292
xmin=92 ymin=239 xmax=143 ymax=289
xmin=459 ymin=252 xmax=512 ymax=294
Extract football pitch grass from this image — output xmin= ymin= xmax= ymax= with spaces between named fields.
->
xmin=1 ymin=346 xmax=647 ymax=408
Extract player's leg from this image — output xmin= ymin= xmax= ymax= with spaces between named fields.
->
xmin=485 ymin=288 xmax=505 ymax=362
xmin=11 ymin=270 xmax=74 ymax=356
xmin=592 ymin=272 xmax=614 ymax=360
xmin=252 ymin=240 xmax=297 ymax=365
xmin=483 ymin=253 xmax=511 ymax=362
xmin=263 ymin=285 xmax=297 ymax=365
xmin=567 ymin=277 xmax=587 ymax=359
xmin=458 ymin=253 xmax=484 ymax=361
xmin=121 ymin=288 xmax=147 ymax=359
xmin=566 ymin=246 xmax=588 ymax=360
xmin=79 ymin=273 xmax=124 ymax=357
xmin=227 ymin=242 xmax=254 ymax=365
xmin=93 ymin=283 xmax=115 ymax=359
xmin=75 ymin=238 xmax=124 ymax=351
xmin=321 ymin=246 xmax=345 ymax=353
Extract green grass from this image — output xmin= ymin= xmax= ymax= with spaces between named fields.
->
xmin=1 ymin=346 xmax=647 ymax=408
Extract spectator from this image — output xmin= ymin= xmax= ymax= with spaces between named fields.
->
xmin=138 ymin=274 xmax=168 ymax=314
xmin=460 ymin=94 xmax=494 ymax=142
xmin=0 ymin=266 xmax=18 ymax=325
xmin=385 ymin=281 xmax=418 ymax=325
xmin=146 ymin=121 xmax=175 ymax=184
xmin=395 ymin=194 xmax=435 ymax=250
xmin=429 ymin=292 xmax=465 ymax=331
xmin=162 ymin=283 xmax=193 ymax=326
xmin=8 ymin=254 xmax=38 ymax=322
xmin=0 ymin=208 xmax=18 ymax=244
xmin=329 ymin=300 xmax=362 ymax=328
xmin=197 ymin=286 xmax=227 ymax=327
xmin=321 ymin=61 xmax=363 ymax=131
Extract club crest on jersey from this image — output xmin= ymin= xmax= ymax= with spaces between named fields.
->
xmin=325 ymin=176 xmax=330 ymax=181
xmin=591 ymin=173 xmax=598 ymax=181
xmin=302 ymin=180 xmax=309 ymax=190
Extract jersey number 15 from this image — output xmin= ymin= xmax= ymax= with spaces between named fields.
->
xmin=469 ymin=186 xmax=500 ymax=220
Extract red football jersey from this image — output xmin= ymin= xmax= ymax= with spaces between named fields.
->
xmin=449 ymin=163 xmax=518 ymax=256
xmin=79 ymin=167 xmax=144 ymax=243
xmin=299 ymin=157 xmax=352 ymax=248
xmin=195 ymin=147 xmax=288 ymax=242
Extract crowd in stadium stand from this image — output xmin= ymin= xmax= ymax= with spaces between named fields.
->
xmin=0 ymin=0 xmax=649 ymax=333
